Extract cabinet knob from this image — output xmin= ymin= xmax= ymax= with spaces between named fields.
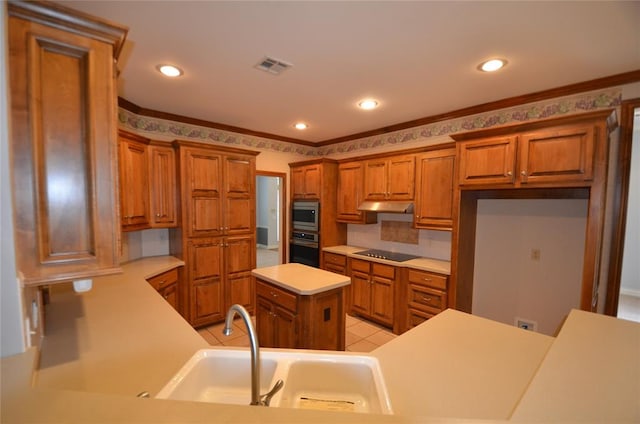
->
xmin=506 ymin=171 xmax=513 ymax=177
xmin=156 ymin=213 xmax=161 ymax=217
xmin=521 ymin=170 xmax=527 ymax=176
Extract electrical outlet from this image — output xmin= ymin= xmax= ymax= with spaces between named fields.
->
xmin=515 ymin=318 xmax=537 ymax=331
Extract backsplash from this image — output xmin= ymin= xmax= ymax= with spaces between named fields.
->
xmin=347 ymin=213 xmax=452 ymax=261
xmin=120 ymin=229 xmax=170 ymax=263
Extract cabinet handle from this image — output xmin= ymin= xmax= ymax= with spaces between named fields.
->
xmin=521 ymin=170 xmax=527 ymax=176
xmin=270 ymin=292 xmax=278 ymax=298
xmin=158 ymin=280 xmax=166 ymax=285
xmin=421 ymin=296 xmax=432 ymax=302
xmin=423 ymin=278 xmax=432 ymax=282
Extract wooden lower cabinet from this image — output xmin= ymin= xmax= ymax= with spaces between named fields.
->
xmin=349 ymin=258 xmax=398 ymax=333
xmin=255 ymin=279 xmax=345 ymax=350
xmin=146 ymin=267 xmax=182 ymax=314
xmin=186 ymin=235 xmax=255 ymax=327
xmin=322 ymin=252 xmax=347 ymax=275
xmin=402 ymin=268 xmax=449 ymax=332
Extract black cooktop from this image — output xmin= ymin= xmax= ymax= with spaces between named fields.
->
xmin=354 ymin=249 xmax=421 ymax=262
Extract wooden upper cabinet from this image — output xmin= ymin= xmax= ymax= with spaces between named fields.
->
xmin=291 ymin=164 xmax=322 ymax=200
xmin=457 ymin=122 xmax=597 ymax=188
xmin=223 ymin=154 xmax=256 ymax=235
xmin=519 ymin=124 xmax=596 ymax=184
xmin=182 ymin=147 xmax=223 ymax=237
xmin=414 ymin=148 xmax=456 ymax=230
xmin=119 ymin=132 xmax=150 ymax=231
xmin=364 ymin=155 xmax=415 ymax=201
xmin=148 ymin=143 xmax=177 ymax=228
xmin=457 ymin=136 xmax=517 ymax=186
xmin=336 ymin=161 xmax=376 ymax=224
xmin=7 ymin=2 xmax=127 ymax=285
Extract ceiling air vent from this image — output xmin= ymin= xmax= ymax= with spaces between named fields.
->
xmin=255 ymin=56 xmax=292 ymax=75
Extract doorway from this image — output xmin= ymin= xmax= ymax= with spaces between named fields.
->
xmin=256 ymin=172 xmax=286 ymax=268
xmin=612 ymin=101 xmax=640 ymax=323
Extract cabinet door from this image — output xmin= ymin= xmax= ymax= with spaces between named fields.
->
xmin=291 ymin=167 xmax=306 ymax=199
xmin=160 ymin=283 xmax=179 ymax=312
xmin=8 ymin=0 xmax=123 ymax=286
xmin=519 ymin=124 xmax=595 ymax=184
xmin=303 ymin=165 xmax=322 ymax=199
xmin=186 ymin=149 xmax=222 ymax=237
xmin=387 ymin=155 xmax=415 ymax=200
xmin=414 ymin=149 xmax=455 ymax=230
xmin=119 ymin=137 xmax=150 ymax=230
xmin=256 ymin=297 xmax=276 ymax=348
xmin=337 ymin=161 xmax=376 ymax=223
xmin=149 ymin=145 xmax=177 ymax=227
xmin=458 ymin=136 xmax=517 ymax=186
xmin=274 ymin=305 xmax=298 ymax=349
xmin=225 ymin=235 xmax=255 ymax=313
xmin=371 ymin=275 xmax=394 ymax=325
xmin=189 ymin=239 xmax=224 ymax=325
xmin=224 ymin=155 xmax=255 ymax=234
xmin=364 ymin=159 xmax=389 ymax=200
xmin=350 ymin=269 xmax=371 ymax=315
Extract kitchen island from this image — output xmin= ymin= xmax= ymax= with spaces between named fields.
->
xmin=252 ymin=263 xmax=350 ymax=350
xmin=2 ymin=256 xmax=639 ymax=423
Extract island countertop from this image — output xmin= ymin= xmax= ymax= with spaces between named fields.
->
xmin=251 ymin=263 xmax=350 ymax=295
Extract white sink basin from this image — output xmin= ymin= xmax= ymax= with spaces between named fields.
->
xmin=156 ymin=348 xmax=393 ymax=414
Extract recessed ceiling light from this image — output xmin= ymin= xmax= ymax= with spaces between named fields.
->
xmin=156 ymin=64 xmax=184 ymax=77
xmin=358 ymin=99 xmax=379 ymax=110
xmin=294 ymin=122 xmax=308 ymax=130
xmin=478 ymin=59 xmax=507 ymax=72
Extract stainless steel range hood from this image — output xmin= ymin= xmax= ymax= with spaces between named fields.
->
xmin=357 ymin=201 xmax=414 ymax=214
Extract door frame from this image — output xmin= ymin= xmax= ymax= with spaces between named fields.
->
xmin=605 ymin=98 xmax=640 ymax=315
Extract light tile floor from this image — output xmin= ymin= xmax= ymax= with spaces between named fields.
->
xmin=197 ymin=314 xmax=397 ymax=352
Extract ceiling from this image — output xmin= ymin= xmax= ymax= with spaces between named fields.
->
xmin=59 ymin=1 xmax=640 ymax=143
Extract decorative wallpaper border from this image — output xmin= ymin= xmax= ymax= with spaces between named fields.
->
xmin=118 ymin=88 xmax=621 ymax=157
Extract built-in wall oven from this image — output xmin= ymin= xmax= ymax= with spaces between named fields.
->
xmin=292 ymin=201 xmax=319 ymax=232
xmin=290 ymin=231 xmax=319 ymax=268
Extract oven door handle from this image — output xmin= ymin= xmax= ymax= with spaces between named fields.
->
xmin=290 ymin=239 xmax=319 ymax=248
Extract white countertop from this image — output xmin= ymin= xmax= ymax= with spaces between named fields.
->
xmin=3 ymin=255 xmax=639 ymax=423
xmin=510 ymin=309 xmax=640 ymax=422
xmin=252 ymin=263 xmax=350 ymax=295
xmin=372 ymin=309 xmax=554 ymax=419
xmin=323 ymin=245 xmax=451 ymax=275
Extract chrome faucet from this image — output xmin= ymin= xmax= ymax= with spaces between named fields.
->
xmin=222 ymin=304 xmax=283 ymax=406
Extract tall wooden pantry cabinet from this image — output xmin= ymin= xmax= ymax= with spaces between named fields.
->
xmin=170 ymin=140 xmax=259 ymax=327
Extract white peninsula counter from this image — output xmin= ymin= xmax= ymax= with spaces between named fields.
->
xmin=252 ymin=263 xmax=350 ymax=350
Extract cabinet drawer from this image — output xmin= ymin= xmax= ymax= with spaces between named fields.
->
xmin=324 ymin=264 xmax=346 ymax=276
xmin=407 ymin=269 xmax=447 ymax=290
xmin=372 ymin=263 xmax=395 ymax=279
xmin=256 ymin=280 xmax=298 ymax=313
xmin=350 ymin=258 xmax=370 ymax=273
xmin=147 ymin=268 xmax=179 ymax=291
xmin=408 ymin=284 xmax=447 ymax=313
xmin=324 ymin=252 xmax=346 ymax=267
xmin=407 ymin=308 xmax=436 ymax=329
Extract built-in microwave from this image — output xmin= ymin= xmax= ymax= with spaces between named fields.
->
xmin=292 ymin=201 xmax=319 ymax=232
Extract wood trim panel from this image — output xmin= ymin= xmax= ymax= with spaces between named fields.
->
xmin=117 ymin=70 xmax=639 ymax=148
xmin=604 ymin=98 xmax=640 ymax=315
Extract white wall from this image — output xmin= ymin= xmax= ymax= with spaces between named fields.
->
xmin=472 ymin=199 xmax=588 ymax=336
xmin=620 ymin=113 xmax=640 ymax=296
xmin=1 ymin=3 xmax=27 ymax=357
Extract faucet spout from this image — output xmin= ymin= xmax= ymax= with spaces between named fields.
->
xmin=223 ymin=304 xmax=261 ymax=406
